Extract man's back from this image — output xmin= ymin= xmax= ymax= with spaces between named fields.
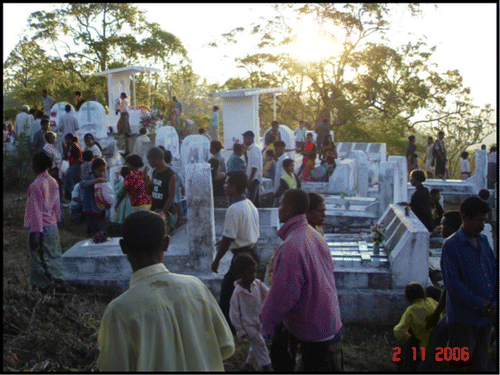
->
xmin=97 ymin=263 xmax=234 ymax=371
xmin=59 ymin=112 xmax=79 ymax=135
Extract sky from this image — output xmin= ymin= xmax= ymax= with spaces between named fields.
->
xmin=3 ymin=3 xmax=497 ymax=112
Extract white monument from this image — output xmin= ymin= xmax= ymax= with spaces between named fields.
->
xmin=208 ymin=87 xmax=286 ymax=148
xmin=180 ymin=134 xmax=211 ymax=169
xmin=76 ymin=101 xmax=108 ymax=140
xmin=155 ymin=125 xmax=180 ymax=159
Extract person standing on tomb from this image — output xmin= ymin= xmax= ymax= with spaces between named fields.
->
xmin=32 ymin=118 xmax=50 ymax=154
xmin=74 ymin=91 xmax=85 ymax=111
xmin=15 ymin=105 xmax=35 ymax=138
xmin=315 ymin=118 xmax=330 ymax=150
xmin=487 ymin=145 xmax=497 ymax=189
xmin=41 ymin=89 xmax=56 ymax=117
xmin=409 ymin=169 xmax=434 ymax=232
xmin=433 ymin=131 xmax=447 ymax=179
xmin=439 ymin=197 xmax=497 ymax=371
xmin=294 ymin=120 xmax=306 ymax=152
xmin=24 ymin=151 xmax=64 ymax=293
xmin=460 ymin=151 xmax=471 ymax=180
xmin=226 ymin=143 xmax=247 ymax=174
xmin=261 ymin=189 xmax=344 ymax=372
xmin=145 ymin=147 xmax=178 ymax=233
xmin=211 ymin=173 xmax=260 ymax=335
xmin=424 ymin=136 xmax=434 ymax=178
xmin=210 ymin=140 xmax=226 ymax=173
xmin=272 ymin=140 xmax=288 ymax=206
xmin=406 ymin=135 xmax=417 ymax=175
xmin=209 ymin=105 xmax=220 ymax=141
xmin=264 ymin=121 xmax=281 ymax=148
xmin=58 ymin=104 xmax=80 ymax=138
xmin=243 ymin=130 xmax=263 ymax=207
xmin=116 ymin=92 xmax=132 ymax=152
xmin=97 ymin=211 xmax=235 ymax=372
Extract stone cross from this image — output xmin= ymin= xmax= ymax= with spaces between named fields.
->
xmin=80 ymin=102 xmax=97 ymax=123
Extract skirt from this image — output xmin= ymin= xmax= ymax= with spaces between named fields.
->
xmin=28 ymin=224 xmax=64 ymax=290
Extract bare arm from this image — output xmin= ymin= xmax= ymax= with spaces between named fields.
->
xmin=161 ymin=174 xmax=177 ymax=214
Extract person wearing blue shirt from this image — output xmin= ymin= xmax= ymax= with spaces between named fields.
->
xmin=226 ymin=143 xmax=246 ymax=174
xmin=209 ymin=106 xmax=220 ymax=141
xmin=440 ymin=196 xmax=497 ymax=372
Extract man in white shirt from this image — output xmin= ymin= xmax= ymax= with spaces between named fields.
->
xmin=211 ymin=173 xmax=260 ymax=334
xmin=243 ymin=130 xmax=263 ymax=207
xmin=58 ymin=104 xmax=80 ymax=137
xmin=41 ymin=89 xmax=56 ymax=117
xmin=273 ymin=140 xmax=288 ymax=206
xmin=15 ymin=105 xmax=35 ymax=137
xmin=97 ymin=211 xmax=234 ymax=371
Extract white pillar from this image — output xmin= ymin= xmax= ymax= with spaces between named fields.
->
xmin=132 ymin=74 xmax=137 ymax=108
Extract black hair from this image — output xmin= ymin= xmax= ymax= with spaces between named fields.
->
xmin=460 ymin=151 xmax=469 ymax=159
xmin=147 ymin=147 xmax=164 ymax=161
xmin=65 ymin=104 xmax=71 ymax=112
xmin=282 ymin=189 xmax=309 ymax=216
xmin=226 ymin=172 xmax=248 ymax=194
xmin=410 ymin=169 xmax=426 ymax=183
xmin=213 ymin=106 xmax=219 ymax=111
xmin=408 ymin=135 xmax=415 ymax=142
xmin=164 ymin=150 xmax=172 ymax=164
xmin=460 ymin=196 xmax=490 ymax=219
xmin=478 ymin=189 xmax=490 ymax=200
xmin=41 ymin=118 xmax=49 ymax=127
xmin=32 ymin=151 xmax=53 ymax=173
xmin=125 ymin=153 xmax=144 ymax=169
xmin=84 ymin=133 xmax=103 ymax=152
xmin=425 ymin=286 xmax=442 ymax=303
xmin=75 ymin=91 xmax=82 ymax=96
xmin=120 ymin=166 xmax=130 ymax=178
xmin=282 ymin=158 xmax=294 ymax=169
xmin=442 ymin=210 xmax=462 ymax=234
xmin=36 ymin=110 xmax=44 ymax=119
xmin=274 ymin=140 xmax=286 ymax=148
xmin=91 ymin=157 xmax=107 ymax=171
xmin=233 ymin=143 xmax=244 ymax=153
xmin=490 ymin=145 xmax=497 ymax=153
xmin=198 ymin=128 xmax=205 ymax=134
xmin=82 ymin=150 xmax=94 ymax=162
xmin=307 ymin=192 xmax=324 ymax=212
xmin=438 ymin=130 xmax=444 ymax=137
xmin=271 ymin=120 xmax=279 ymax=127
xmin=139 ymin=127 xmax=147 ymax=135
xmin=430 ymin=188 xmax=440 ymax=196
xmin=122 ymin=211 xmax=166 ymax=255
xmin=234 ymin=253 xmax=257 ymax=276
xmin=211 ymin=140 xmax=223 ymax=153
xmin=265 ymin=149 xmax=274 ymax=157
xmin=405 ymin=282 xmax=426 ymax=304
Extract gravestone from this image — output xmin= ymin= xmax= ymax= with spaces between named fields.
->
xmin=185 ymin=163 xmax=216 ymax=272
xmin=76 ymin=101 xmax=108 ymax=140
xmin=378 ymin=161 xmax=397 ymax=216
xmin=387 ymin=156 xmax=408 ymax=203
xmin=155 ymin=125 xmax=180 ymax=159
xmin=180 ymin=134 xmax=211 ymax=169
xmin=347 ymin=150 xmax=369 ymax=197
xmin=262 ymin=124 xmax=296 ymax=151
xmin=470 ymin=150 xmax=487 ymax=190
xmin=330 ymin=159 xmax=356 ymax=194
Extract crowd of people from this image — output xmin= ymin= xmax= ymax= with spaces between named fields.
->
xmin=11 ymin=96 xmax=498 ymax=372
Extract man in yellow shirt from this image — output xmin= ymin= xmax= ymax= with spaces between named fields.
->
xmin=97 ymin=211 xmax=235 ymax=371
xmin=393 ymin=282 xmax=438 ymax=371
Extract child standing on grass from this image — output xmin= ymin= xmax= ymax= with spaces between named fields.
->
xmin=112 ymin=166 xmax=133 ymax=224
xmin=460 ymin=151 xmax=471 ymax=180
xmin=80 ymin=158 xmax=110 ymax=237
xmin=115 ymin=154 xmax=151 ymax=214
xmin=393 ymin=282 xmax=438 ymax=372
xmin=229 ymin=253 xmax=271 ymax=372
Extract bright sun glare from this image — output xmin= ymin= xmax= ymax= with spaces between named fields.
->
xmin=288 ymin=20 xmax=340 ymax=64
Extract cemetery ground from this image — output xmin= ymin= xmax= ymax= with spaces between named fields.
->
xmin=3 ymin=189 xmax=406 ymax=372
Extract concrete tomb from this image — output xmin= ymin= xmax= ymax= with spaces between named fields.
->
xmin=329 ymin=159 xmax=356 ymax=195
xmin=155 ymin=125 xmax=180 ymax=160
xmin=76 ymin=101 xmax=108 ymax=140
xmin=180 ymin=134 xmax=211 ymax=169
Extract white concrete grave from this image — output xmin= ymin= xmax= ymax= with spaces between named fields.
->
xmin=378 ymin=161 xmax=397 ymax=217
xmin=329 ymin=159 xmax=356 ymax=194
xmin=180 ymin=134 xmax=211 ymax=171
xmin=347 ymin=150 xmax=369 ymax=197
xmin=387 ymin=156 xmax=408 ymax=203
xmin=337 ymin=142 xmax=386 ymax=184
xmin=208 ymin=87 xmax=286 ymax=148
xmin=155 ymin=125 xmax=180 ymax=159
xmin=76 ymin=101 xmax=108 ymax=140
xmin=467 ymin=150 xmax=487 ymax=191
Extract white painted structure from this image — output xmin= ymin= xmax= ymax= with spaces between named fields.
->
xmin=155 ymin=125 xmax=180 ymax=159
xmin=180 ymin=134 xmax=211 ymax=171
xmin=75 ymin=101 xmax=108 ymax=140
xmin=208 ymin=87 xmax=286 ymax=148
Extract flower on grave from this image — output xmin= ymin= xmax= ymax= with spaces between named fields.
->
xmin=92 ymin=231 xmax=108 ymax=244
xmin=232 ymin=137 xmax=240 ymax=144
xmin=50 ymin=111 xmax=57 ymax=118
xmin=370 ymin=222 xmax=385 ymax=244
xmin=170 ymin=108 xmax=180 ymax=121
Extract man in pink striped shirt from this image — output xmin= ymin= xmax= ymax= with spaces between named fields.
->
xmin=260 ymin=188 xmax=344 ymax=372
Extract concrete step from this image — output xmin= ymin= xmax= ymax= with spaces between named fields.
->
xmin=334 ymin=268 xmax=392 ymax=289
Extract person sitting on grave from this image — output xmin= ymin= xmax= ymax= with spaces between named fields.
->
xmin=115 ymin=154 xmax=151 ymax=215
xmin=298 ymin=132 xmax=316 ymax=175
xmin=299 ymin=151 xmax=317 ymax=182
xmin=96 ymin=210 xmax=235 ymax=372
xmin=132 ymin=127 xmax=150 ymax=157
xmin=58 ymin=104 xmax=80 ymax=138
xmin=145 ymin=147 xmax=177 ymax=233
xmin=393 ymin=282 xmax=438 ymax=371
xmin=319 ymin=133 xmax=338 ymax=177
xmin=409 ymin=169 xmax=434 ymax=232
xmin=209 ymin=158 xmax=229 ymax=209
xmin=275 ymin=159 xmax=301 ymax=202
xmin=229 ymin=253 xmax=271 ymax=372
xmin=263 ymin=149 xmax=276 ymax=180
xmin=83 ymin=133 xmax=103 ymax=158
xmin=210 ymin=140 xmax=226 ymax=173
xmin=306 ymin=192 xmax=327 ymax=236
xmin=226 ymin=143 xmax=247 ymax=174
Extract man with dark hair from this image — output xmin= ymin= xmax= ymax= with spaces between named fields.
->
xmin=261 ymin=189 xmax=343 ymax=372
xmin=211 ymin=172 xmax=260 ymax=334
xmin=409 ymin=169 xmax=434 ymax=232
xmin=264 ymin=120 xmax=281 ymax=147
xmin=58 ymin=104 xmax=79 ymax=139
xmin=210 ymin=140 xmax=225 ymax=173
xmin=32 ymin=118 xmax=50 ymax=154
xmin=406 ymin=135 xmax=417 ymax=175
xmin=226 ymin=143 xmax=246 ymax=174
xmin=429 ymin=188 xmax=444 ymax=229
xmin=439 ymin=197 xmax=497 ymax=371
xmin=97 ymin=211 xmax=234 ymax=371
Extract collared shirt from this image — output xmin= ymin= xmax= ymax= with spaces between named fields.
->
xmin=222 ymin=198 xmax=259 ymax=249
xmin=24 ymin=171 xmax=61 ymax=233
xmin=246 ymin=142 xmax=262 ymax=183
xmin=15 ymin=112 xmax=34 ymax=135
xmin=58 ymin=112 xmax=80 ymax=136
xmin=393 ymin=297 xmax=438 ymax=350
xmin=260 ymin=214 xmax=343 ymax=342
xmin=209 ymin=111 xmax=219 ymax=127
xmin=294 ymin=127 xmax=306 ymax=142
xmin=273 ymin=152 xmax=289 ymax=192
xmin=441 ymin=226 xmax=498 ymax=327
xmin=229 ymin=279 xmax=269 ymax=338
xmin=97 ymin=263 xmax=235 ymax=372
xmin=42 ymin=95 xmax=55 ymax=116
